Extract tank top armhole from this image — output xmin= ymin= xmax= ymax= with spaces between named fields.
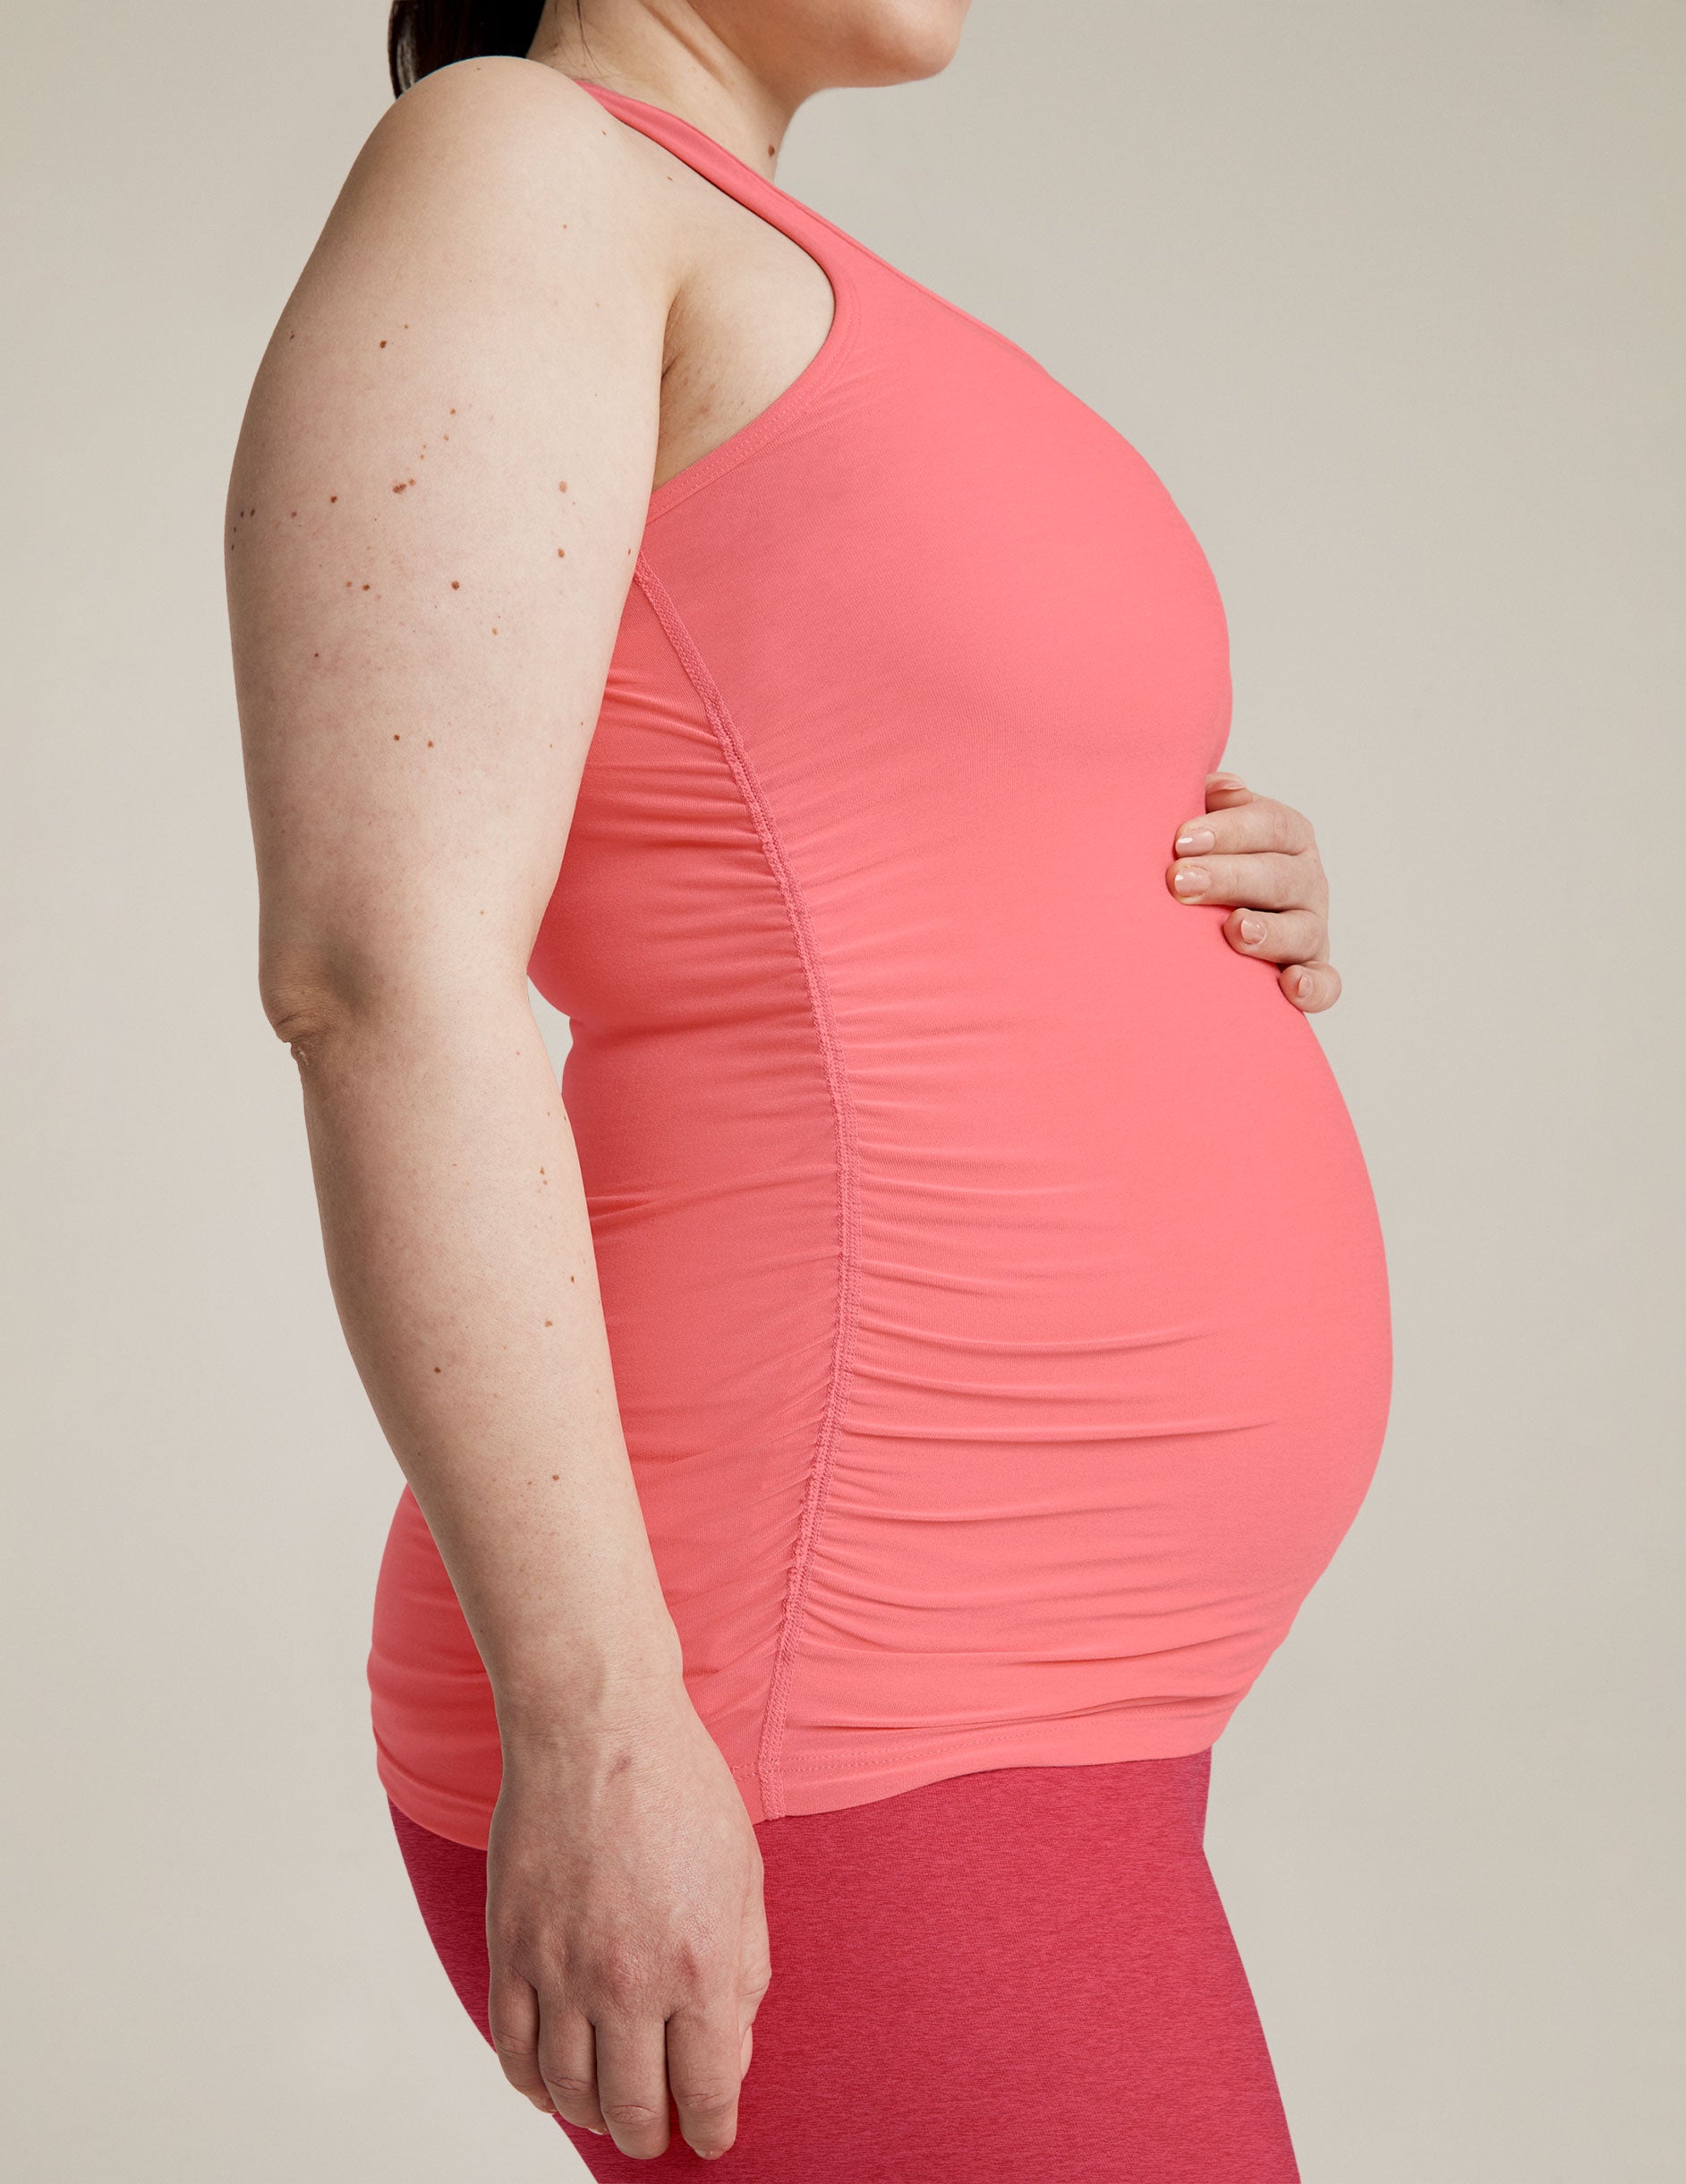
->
xmin=574 ymin=79 xmax=861 ymax=522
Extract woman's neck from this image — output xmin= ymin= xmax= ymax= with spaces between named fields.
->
xmin=527 ymin=1 xmax=798 ymax=177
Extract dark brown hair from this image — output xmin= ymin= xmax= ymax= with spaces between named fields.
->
xmin=387 ymin=3 xmax=551 ymax=97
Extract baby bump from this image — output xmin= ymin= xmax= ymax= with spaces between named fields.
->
xmin=587 ymin=918 xmax=1391 ymax=1735
xmin=800 ymin=970 xmax=1388 ymax=1693
xmin=370 ymin=915 xmax=1392 ymax=1838
xmin=838 ymin=1012 xmax=1387 ymax=1630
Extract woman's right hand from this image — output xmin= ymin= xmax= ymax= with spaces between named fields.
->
xmin=485 ymin=1691 xmax=771 ymax=2162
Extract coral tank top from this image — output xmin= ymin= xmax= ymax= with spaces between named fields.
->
xmin=368 ymin=81 xmax=1392 ymax=1847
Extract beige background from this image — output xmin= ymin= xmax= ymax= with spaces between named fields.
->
xmin=4 ymin=3 xmax=1682 ymax=2177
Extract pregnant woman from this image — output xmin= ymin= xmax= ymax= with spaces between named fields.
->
xmin=226 ymin=3 xmax=1391 ymax=2176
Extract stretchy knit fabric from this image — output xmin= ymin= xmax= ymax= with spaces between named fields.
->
xmin=368 ymin=80 xmax=1392 ymax=1848
xmin=389 ymin=1750 xmax=1299 ymax=2182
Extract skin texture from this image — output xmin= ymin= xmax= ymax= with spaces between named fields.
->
xmin=227 ymin=0 xmax=1339 ymax=2162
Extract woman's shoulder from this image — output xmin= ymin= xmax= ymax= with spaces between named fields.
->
xmin=360 ymin=55 xmax=621 ymax=186
xmin=230 ymin=57 xmax=674 ymax=601
xmin=308 ymin=58 xmax=676 ymax=311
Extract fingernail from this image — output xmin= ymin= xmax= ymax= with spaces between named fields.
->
xmin=1239 ymin=915 xmax=1265 ymax=943
xmin=1209 ymin=772 xmax=1247 ymax=789
xmin=1175 ymin=825 xmax=1215 ymax=854
xmin=1172 ymin=866 xmax=1209 ymax=897
xmin=1296 ymin=969 xmax=1314 ymax=997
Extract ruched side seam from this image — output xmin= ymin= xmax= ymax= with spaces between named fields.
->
xmin=632 ymin=558 xmax=862 ymax=1822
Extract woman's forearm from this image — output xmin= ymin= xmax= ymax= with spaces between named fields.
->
xmin=284 ymin=975 xmax=682 ymax=1731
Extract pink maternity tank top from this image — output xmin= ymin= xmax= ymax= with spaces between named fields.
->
xmin=368 ymin=81 xmax=1392 ymax=1847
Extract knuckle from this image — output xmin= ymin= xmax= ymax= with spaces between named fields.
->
xmin=601 ymin=2100 xmax=662 ymax=2130
xmin=665 ymin=1933 xmax=715 ymax=1984
xmin=674 ymin=2082 xmax=737 ymax=2119
xmin=541 ymin=2072 xmax=596 ymax=2105
xmin=598 ymin=1975 xmax=649 ymax=2017
xmin=672 ymin=1932 xmax=740 ymax=1998
xmin=588 ymin=1945 xmax=651 ymax=2009
xmin=487 ymin=1914 xmax=537 ymax=1963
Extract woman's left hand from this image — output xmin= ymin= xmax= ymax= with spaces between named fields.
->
xmin=1165 ymin=772 xmax=1341 ymax=1012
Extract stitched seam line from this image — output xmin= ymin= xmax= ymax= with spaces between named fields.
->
xmin=633 ymin=559 xmax=862 ymax=1824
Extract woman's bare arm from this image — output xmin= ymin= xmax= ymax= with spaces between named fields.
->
xmin=226 ymin=60 xmax=767 ymax=2162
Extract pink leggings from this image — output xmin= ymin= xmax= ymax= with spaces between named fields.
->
xmin=389 ymin=1749 xmax=1299 ymax=2180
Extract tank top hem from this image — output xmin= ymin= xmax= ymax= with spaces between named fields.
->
xmin=378 ymin=1703 xmax=1238 ymax=1849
